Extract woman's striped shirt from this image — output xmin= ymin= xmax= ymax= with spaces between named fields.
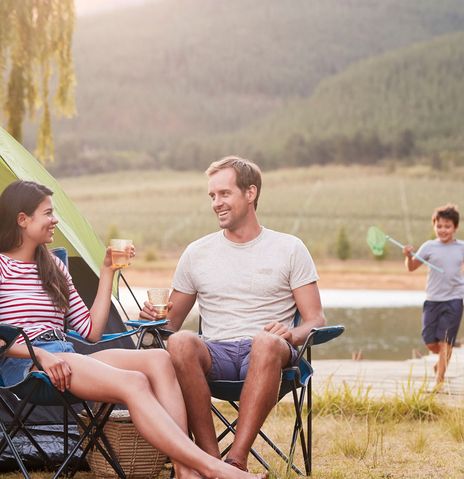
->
xmin=0 ymin=253 xmax=92 ymax=343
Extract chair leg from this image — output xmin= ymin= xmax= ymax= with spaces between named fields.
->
xmin=53 ymin=401 xmax=126 ymax=479
xmin=306 ymin=377 xmax=312 ymax=476
xmin=0 ymin=420 xmax=30 ymax=478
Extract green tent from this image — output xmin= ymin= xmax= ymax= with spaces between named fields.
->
xmin=0 ymin=126 xmax=106 ymax=287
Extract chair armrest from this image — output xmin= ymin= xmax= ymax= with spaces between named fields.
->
xmin=295 ymin=325 xmax=345 ymax=364
xmin=0 ymin=325 xmax=44 ymax=371
xmin=67 ymin=319 xmax=169 ymax=345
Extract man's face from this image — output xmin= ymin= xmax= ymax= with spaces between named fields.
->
xmin=434 ymin=217 xmax=457 ymax=244
xmin=207 ymin=168 xmax=251 ymax=231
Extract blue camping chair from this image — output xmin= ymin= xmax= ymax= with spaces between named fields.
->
xmin=203 ymin=314 xmax=344 ymax=476
xmin=0 ymin=320 xmax=167 ymax=478
xmin=0 ymin=248 xmax=168 ymax=477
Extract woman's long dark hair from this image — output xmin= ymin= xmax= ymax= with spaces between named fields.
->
xmin=0 ymin=180 xmax=70 ymax=311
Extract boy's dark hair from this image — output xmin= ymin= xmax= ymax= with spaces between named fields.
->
xmin=432 ymin=204 xmax=459 ymax=228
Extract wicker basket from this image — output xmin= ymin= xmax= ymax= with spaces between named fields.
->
xmin=79 ymin=409 xmax=167 ymax=478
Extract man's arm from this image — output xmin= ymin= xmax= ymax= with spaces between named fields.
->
xmin=263 ymin=282 xmax=326 ymax=347
xmin=139 ymin=288 xmax=197 ymax=332
xmin=290 ymin=282 xmax=326 ymax=346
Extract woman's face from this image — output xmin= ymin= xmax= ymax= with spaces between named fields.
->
xmin=20 ymin=196 xmax=58 ymax=245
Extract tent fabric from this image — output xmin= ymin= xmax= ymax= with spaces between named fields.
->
xmin=0 ymin=127 xmax=138 ymax=470
xmin=0 ymin=126 xmax=104 ymax=284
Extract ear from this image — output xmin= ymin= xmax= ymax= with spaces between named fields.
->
xmin=17 ymin=212 xmax=29 ymax=229
xmin=247 ymin=185 xmax=257 ymax=205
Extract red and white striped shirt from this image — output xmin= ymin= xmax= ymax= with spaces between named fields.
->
xmin=0 ymin=253 xmax=92 ymax=343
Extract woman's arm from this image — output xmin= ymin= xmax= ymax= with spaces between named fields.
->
xmin=85 ymin=246 xmax=133 ymax=342
xmin=6 ymin=343 xmax=72 ymax=392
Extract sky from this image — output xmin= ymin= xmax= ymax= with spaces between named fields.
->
xmin=74 ymin=0 xmax=160 ymax=17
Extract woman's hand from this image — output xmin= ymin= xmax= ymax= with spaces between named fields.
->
xmin=35 ymin=349 xmax=72 ymax=392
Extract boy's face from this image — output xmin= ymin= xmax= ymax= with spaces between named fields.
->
xmin=434 ymin=217 xmax=457 ymax=244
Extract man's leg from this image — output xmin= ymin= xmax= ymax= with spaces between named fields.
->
xmin=167 ymin=331 xmax=221 ymax=458
xmin=435 ymin=341 xmax=452 ymax=384
xmin=226 ymin=332 xmax=291 ymax=469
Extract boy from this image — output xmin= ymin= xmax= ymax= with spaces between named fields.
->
xmin=403 ymin=204 xmax=464 ymax=387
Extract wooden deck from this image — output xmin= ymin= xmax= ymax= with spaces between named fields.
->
xmin=311 ymin=347 xmax=464 ymax=398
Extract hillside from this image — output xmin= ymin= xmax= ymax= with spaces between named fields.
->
xmin=242 ymin=31 xmax=464 ymax=166
xmin=34 ymin=0 xmax=464 ymax=174
xmin=58 ymin=165 xmax=464 ymax=260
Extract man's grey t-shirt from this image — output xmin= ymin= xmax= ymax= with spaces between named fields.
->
xmin=416 ymin=239 xmax=464 ymax=301
xmin=172 ymin=227 xmax=319 ymax=341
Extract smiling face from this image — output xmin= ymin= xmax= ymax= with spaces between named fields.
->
xmin=207 ymin=167 xmax=256 ymax=232
xmin=19 ymin=196 xmax=58 ymax=246
xmin=433 ymin=217 xmax=457 ymax=244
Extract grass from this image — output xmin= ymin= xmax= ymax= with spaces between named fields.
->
xmin=4 ymin=381 xmax=464 ymax=478
xmin=58 ymin=164 xmax=464 ymax=261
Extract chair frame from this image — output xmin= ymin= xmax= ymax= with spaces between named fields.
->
xmin=0 ymin=320 xmax=167 ymax=478
xmin=206 ymin=323 xmax=345 ymax=476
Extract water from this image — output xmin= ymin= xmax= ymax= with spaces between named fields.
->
xmin=119 ymin=287 xmax=427 ymax=361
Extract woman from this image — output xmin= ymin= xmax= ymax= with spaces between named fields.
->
xmin=0 ymin=180 xmax=266 ymax=479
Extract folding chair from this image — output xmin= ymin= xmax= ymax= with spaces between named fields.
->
xmin=206 ymin=317 xmax=344 ymax=477
xmin=0 ymin=320 xmax=167 ymax=478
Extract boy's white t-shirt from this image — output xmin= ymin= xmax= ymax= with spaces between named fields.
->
xmin=172 ymin=227 xmax=319 ymax=341
xmin=416 ymin=239 xmax=464 ymax=301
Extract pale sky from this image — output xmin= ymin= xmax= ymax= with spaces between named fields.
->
xmin=74 ymin=0 xmax=162 ymax=17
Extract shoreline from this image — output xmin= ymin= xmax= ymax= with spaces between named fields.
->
xmin=123 ymin=258 xmax=428 ymax=291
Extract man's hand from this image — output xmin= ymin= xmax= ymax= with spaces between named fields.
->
xmin=35 ymin=349 xmax=72 ymax=392
xmin=263 ymin=321 xmax=293 ymax=344
xmin=139 ymin=300 xmax=173 ymax=320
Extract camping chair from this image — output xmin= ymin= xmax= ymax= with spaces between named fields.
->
xmin=0 ymin=320 xmax=167 ymax=478
xmin=204 ymin=315 xmax=344 ymax=477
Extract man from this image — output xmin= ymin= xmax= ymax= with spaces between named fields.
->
xmin=140 ymin=156 xmax=326 ymax=471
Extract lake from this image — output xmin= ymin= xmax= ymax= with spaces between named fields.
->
xmin=119 ymin=287 xmax=428 ymax=361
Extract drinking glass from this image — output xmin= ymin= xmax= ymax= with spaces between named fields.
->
xmin=147 ymin=288 xmax=170 ymax=319
xmin=110 ymin=239 xmax=133 ymax=269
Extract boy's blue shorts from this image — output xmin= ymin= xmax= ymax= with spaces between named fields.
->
xmin=422 ymin=298 xmax=463 ymax=346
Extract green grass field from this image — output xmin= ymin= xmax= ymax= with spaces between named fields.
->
xmin=59 ymin=165 xmax=464 ymax=261
xmin=5 ymin=383 xmax=464 ymax=479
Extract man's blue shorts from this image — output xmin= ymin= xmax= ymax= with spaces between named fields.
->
xmin=0 ymin=340 xmax=75 ymax=387
xmin=205 ymin=338 xmax=299 ymax=381
xmin=422 ymin=298 xmax=463 ymax=346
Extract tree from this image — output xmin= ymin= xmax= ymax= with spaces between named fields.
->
xmin=0 ymin=0 xmax=76 ymax=163
xmin=336 ymin=226 xmax=351 ymax=261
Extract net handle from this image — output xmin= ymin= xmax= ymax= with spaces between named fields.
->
xmin=386 ymin=236 xmax=444 ymax=273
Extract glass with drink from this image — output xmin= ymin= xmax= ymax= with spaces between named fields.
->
xmin=110 ymin=239 xmax=133 ymax=269
xmin=147 ymin=287 xmax=170 ymax=319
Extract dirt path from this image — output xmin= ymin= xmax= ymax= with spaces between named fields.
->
xmin=123 ymin=258 xmax=427 ymax=290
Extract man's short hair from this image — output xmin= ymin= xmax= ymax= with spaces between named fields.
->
xmin=432 ymin=204 xmax=460 ymax=228
xmin=205 ymin=156 xmax=262 ymax=210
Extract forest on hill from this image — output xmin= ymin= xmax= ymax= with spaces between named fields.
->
xmin=30 ymin=0 xmax=464 ymax=175
xmin=241 ymin=31 xmax=464 ymax=169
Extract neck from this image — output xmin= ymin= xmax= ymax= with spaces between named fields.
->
xmin=224 ymin=220 xmax=262 ymax=244
xmin=4 ymin=241 xmax=37 ymax=262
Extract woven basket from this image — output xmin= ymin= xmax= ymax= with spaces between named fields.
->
xmin=79 ymin=409 xmax=167 ymax=478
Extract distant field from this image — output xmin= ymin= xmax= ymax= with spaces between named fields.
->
xmin=59 ymin=165 xmax=464 ymax=260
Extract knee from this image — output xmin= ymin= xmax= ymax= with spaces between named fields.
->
xmin=125 ymin=370 xmax=151 ymax=394
xmin=426 ymin=343 xmax=440 ymax=354
xmin=167 ymin=331 xmax=201 ymax=363
xmin=252 ymin=331 xmax=285 ymax=359
xmin=146 ymin=348 xmax=173 ymax=369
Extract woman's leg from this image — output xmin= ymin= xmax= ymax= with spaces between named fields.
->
xmin=90 ymin=348 xmax=195 ymax=478
xmin=55 ymin=352 xmax=264 ymax=479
